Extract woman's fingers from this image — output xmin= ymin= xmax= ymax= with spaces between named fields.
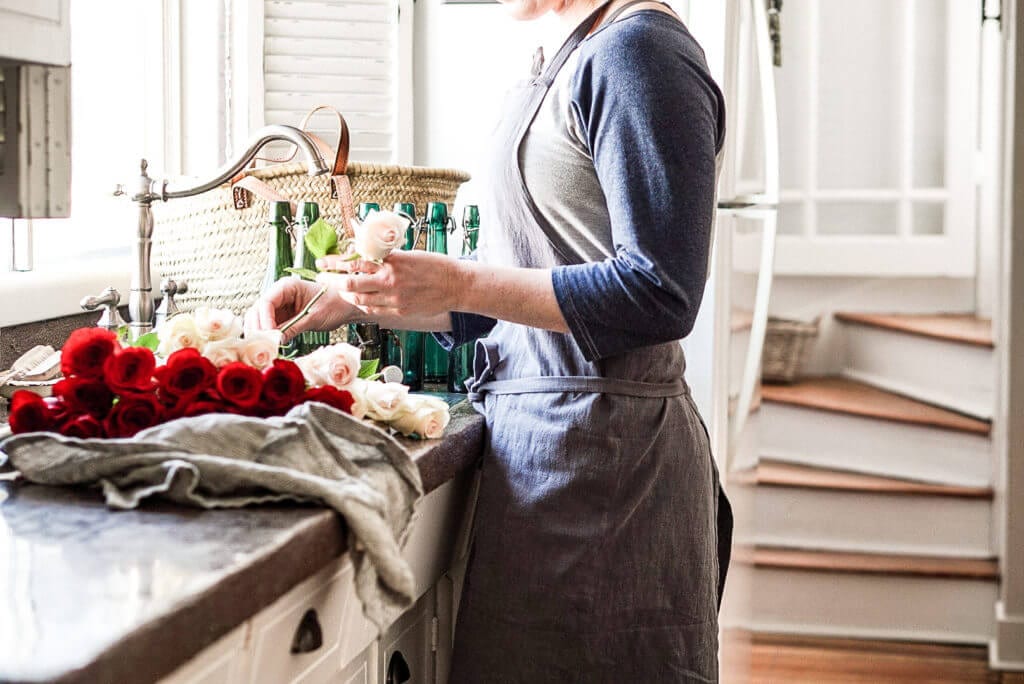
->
xmin=316 ymin=255 xmax=381 ymax=274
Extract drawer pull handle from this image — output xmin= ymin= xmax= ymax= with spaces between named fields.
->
xmin=290 ymin=609 xmax=323 ymax=654
xmin=387 ymin=651 xmax=411 ymax=684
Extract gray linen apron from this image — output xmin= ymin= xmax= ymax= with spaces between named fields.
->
xmin=450 ymin=4 xmax=732 ymax=682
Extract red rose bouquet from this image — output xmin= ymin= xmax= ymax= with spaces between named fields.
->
xmin=7 ymin=307 xmax=450 ymax=439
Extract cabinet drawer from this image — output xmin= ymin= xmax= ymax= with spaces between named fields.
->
xmin=248 ymin=561 xmax=355 ymax=684
xmin=159 ymin=622 xmax=249 ymax=684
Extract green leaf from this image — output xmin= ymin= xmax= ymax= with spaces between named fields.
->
xmin=284 ymin=266 xmax=319 ymax=281
xmin=358 ymin=358 xmax=379 ymax=380
xmin=304 ymin=218 xmax=340 ymax=260
xmin=129 ymin=331 xmax=160 ymax=351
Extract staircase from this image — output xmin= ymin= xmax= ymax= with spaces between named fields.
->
xmin=724 ymin=312 xmax=999 ymax=646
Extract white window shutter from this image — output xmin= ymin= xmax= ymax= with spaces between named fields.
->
xmin=259 ymin=0 xmax=411 ymax=164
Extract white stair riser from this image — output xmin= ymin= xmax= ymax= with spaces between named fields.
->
xmin=734 ymin=485 xmax=993 ymax=558
xmin=760 ymin=403 xmax=991 ymax=487
xmin=722 ymin=566 xmax=997 ymax=645
xmin=841 ymin=324 xmax=994 ymax=420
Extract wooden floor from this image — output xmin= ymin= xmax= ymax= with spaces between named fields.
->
xmin=723 ymin=631 xmax=1024 ymax=683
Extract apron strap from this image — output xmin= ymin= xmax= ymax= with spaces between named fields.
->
xmin=601 ymin=0 xmax=675 ymax=25
xmin=468 ymin=376 xmax=688 ymax=402
xmin=535 ymin=0 xmax=618 ymax=86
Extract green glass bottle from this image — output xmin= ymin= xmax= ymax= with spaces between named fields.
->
xmin=293 ymin=201 xmax=328 ymax=356
xmin=349 ymin=202 xmax=383 ymax=361
xmin=261 ymin=201 xmax=294 ymax=294
xmin=423 ymin=202 xmax=453 ymax=386
xmin=382 ymin=202 xmax=424 ymax=390
xmin=448 ymin=205 xmax=481 ymax=393
xmin=261 ymin=201 xmax=296 ymax=356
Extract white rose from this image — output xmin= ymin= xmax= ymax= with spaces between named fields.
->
xmin=296 ymin=354 xmax=326 ymax=387
xmin=194 ymin=306 xmax=243 ymax=342
xmin=157 ymin=314 xmax=203 ymax=357
xmin=362 ymin=381 xmax=410 ymax=422
xmin=349 ymin=209 xmax=409 ymax=262
xmin=306 ymin=343 xmax=362 ymax=390
xmin=346 ymin=378 xmax=369 ymax=420
xmin=202 ymin=337 xmax=242 ymax=368
xmin=389 ymin=395 xmax=451 ymax=439
xmin=238 ymin=329 xmax=282 ymax=370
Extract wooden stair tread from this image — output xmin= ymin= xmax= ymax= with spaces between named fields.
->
xmin=736 ymin=546 xmax=999 ymax=580
xmin=761 ymin=377 xmax=991 ymax=436
xmin=835 ymin=312 xmax=994 ymax=348
xmin=734 ymin=461 xmax=994 ymax=499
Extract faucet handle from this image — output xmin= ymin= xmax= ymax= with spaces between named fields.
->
xmin=80 ymin=287 xmax=127 ymax=333
xmin=155 ymin=278 xmax=188 ymax=328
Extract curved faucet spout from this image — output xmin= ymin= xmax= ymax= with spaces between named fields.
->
xmin=162 ymin=124 xmax=330 ymax=200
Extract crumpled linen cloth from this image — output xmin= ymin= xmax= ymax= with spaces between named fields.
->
xmin=0 ymin=402 xmax=424 ymax=628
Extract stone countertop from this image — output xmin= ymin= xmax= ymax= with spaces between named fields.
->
xmin=0 ymin=398 xmax=484 ymax=684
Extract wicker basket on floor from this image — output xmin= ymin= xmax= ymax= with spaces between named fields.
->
xmin=761 ymin=317 xmax=820 ymax=384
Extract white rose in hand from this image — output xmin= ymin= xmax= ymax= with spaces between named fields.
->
xmin=349 ymin=209 xmax=409 ymax=263
xmin=157 ymin=314 xmax=203 ymax=357
xmin=363 ymin=381 xmax=410 ymax=421
xmin=297 ymin=343 xmax=362 ymax=390
xmin=390 ymin=395 xmax=451 ymax=439
xmin=202 ymin=337 xmax=242 ymax=368
xmin=194 ymin=306 xmax=243 ymax=342
xmin=238 ymin=329 xmax=282 ymax=370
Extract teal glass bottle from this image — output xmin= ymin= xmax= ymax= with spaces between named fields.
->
xmin=260 ymin=201 xmax=294 ymax=295
xmin=448 ymin=205 xmax=481 ymax=393
xmin=293 ymin=201 xmax=329 ymax=356
xmin=349 ymin=202 xmax=383 ymax=361
xmin=382 ymin=202 xmax=424 ymax=391
xmin=261 ymin=201 xmax=297 ymax=356
xmin=423 ymin=202 xmax=453 ymax=386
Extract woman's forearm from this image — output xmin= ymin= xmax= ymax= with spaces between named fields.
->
xmin=455 ymin=260 xmax=569 ymax=334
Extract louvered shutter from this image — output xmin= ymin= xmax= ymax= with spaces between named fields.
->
xmin=261 ymin=0 xmax=408 ymax=164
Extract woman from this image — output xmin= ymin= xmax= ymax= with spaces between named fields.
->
xmin=248 ymin=0 xmax=729 ymax=680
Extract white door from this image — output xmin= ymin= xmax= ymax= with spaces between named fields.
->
xmin=735 ymin=0 xmax=981 ymax=277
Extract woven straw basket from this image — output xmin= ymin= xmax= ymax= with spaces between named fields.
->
xmin=152 ymin=160 xmax=470 ymax=316
xmin=761 ymin=317 xmax=820 ymax=384
xmin=152 ymin=106 xmax=470 ymax=316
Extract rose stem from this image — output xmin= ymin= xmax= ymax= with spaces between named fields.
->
xmin=279 ymin=285 xmax=328 ymax=335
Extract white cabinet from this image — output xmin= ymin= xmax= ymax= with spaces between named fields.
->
xmin=0 ymin=1 xmax=70 ymax=66
xmin=160 ymin=472 xmax=477 ymax=684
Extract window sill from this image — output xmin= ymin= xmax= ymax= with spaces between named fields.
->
xmin=0 ymin=258 xmax=132 ymax=327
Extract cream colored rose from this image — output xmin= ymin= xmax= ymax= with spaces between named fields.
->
xmin=194 ymin=306 xmax=243 ymax=342
xmin=308 ymin=343 xmax=362 ymax=389
xmin=346 ymin=378 xmax=369 ymax=420
xmin=157 ymin=314 xmax=203 ymax=357
xmin=362 ymin=381 xmax=410 ymax=421
xmin=202 ymin=337 xmax=242 ymax=368
xmin=238 ymin=329 xmax=282 ymax=370
xmin=389 ymin=395 xmax=451 ymax=439
xmin=349 ymin=209 xmax=409 ymax=262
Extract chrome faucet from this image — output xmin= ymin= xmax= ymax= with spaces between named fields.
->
xmin=112 ymin=125 xmax=330 ymax=339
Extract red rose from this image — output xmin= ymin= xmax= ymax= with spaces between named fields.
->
xmin=217 ymin=362 xmax=264 ymax=408
xmin=181 ymin=400 xmax=228 ymax=418
xmin=53 ymin=377 xmax=115 ymax=419
xmin=8 ymin=390 xmax=56 ymax=434
xmin=104 ymin=346 xmax=157 ymax=394
xmin=43 ymin=396 xmax=72 ymax=424
xmin=160 ymin=348 xmax=216 ymax=399
xmin=61 ymin=327 xmax=119 ymax=379
xmin=303 ymin=386 xmax=355 ymax=415
xmin=261 ymin=359 xmax=306 ymax=411
xmin=105 ymin=394 xmax=163 ymax=438
xmin=60 ymin=414 xmax=106 ymax=439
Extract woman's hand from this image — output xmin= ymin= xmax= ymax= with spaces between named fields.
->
xmin=316 ymin=250 xmax=462 ymax=320
xmin=244 ymin=277 xmax=356 ymax=341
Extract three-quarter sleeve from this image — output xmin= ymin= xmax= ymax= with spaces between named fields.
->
xmin=551 ymin=17 xmax=725 ymax=361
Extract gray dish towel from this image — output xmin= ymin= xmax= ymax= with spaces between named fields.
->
xmin=0 ymin=402 xmax=424 ymax=628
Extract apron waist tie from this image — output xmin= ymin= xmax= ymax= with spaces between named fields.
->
xmin=468 ymin=376 xmax=688 ymax=402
